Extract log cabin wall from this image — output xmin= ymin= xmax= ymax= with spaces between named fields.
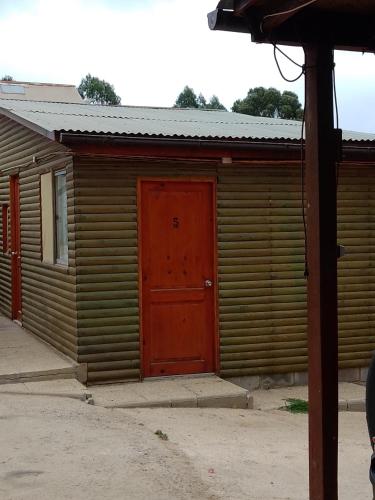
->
xmin=0 ymin=116 xmax=78 ymax=360
xmin=74 ymin=156 xmax=375 ymax=384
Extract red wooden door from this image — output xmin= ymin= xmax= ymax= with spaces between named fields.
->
xmin=10 ymin=175 xmax=22 ymax=322
xmin=140 ymin=180 xmax=217 ymax=377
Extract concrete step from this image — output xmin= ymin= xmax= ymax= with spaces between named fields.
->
xmin=0 ymin=315 xmax=84 ymax=384
xmin=89 ymin=375 xmax=253 ymax=409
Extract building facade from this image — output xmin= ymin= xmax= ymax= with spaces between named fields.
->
xmin=1 ymin=100 xmax=374 ymax=384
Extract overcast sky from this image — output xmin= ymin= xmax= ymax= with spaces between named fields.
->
xmin=0 ymin=0 xmax=374 ymax=133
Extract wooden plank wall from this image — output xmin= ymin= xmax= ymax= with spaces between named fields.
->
xmin=218 ymin=164 xmax=375 ymax=377
xmin=74 ymin=158 xmax=216 ymax=383
xmin=0 ymin=116 xmax=77 ymax=359
xmin=75 ymin=157 xmax=375 ymax=384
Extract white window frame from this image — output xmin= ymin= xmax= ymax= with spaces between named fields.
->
xmin=54 ymin=170 xmax=68 ymax=266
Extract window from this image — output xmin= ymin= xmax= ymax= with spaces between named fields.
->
xmin=54 ymin=171 xmax=68 ymax=265
xmin=41 ymin=172 xmax=54 ymax=264
xmin=1 ymin=204 xmax=9 ymax=253
xmin=40 ymin=170 xmax=68 ymax=266
xmin=0 ymin=84 xmax=25 ymax=94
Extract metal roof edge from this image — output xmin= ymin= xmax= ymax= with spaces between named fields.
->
xmin=59 ymin=131 xmax=375 ymax=149
xmin=0 ymin=107 xmax=56 ymax=141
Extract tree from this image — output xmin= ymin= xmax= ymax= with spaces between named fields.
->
xmin=1 ymin=75 xmax=13 ymax=81
xmin=205 ymin=95 xmax=227 ymax=111
xmin=174 ymin=87 xmax=227 ymax=110
xmin=174 ymin=86 xmax=199 ymax=108
xmin=197 ymin=93 xmax=207 ymax=109
xmin=279 ymin=90 xmax=304 ymax=120
xmin=232 ymin=86 xmax=303 ymax=120
xmin=78 ymin=74 xmax=121 ymax=105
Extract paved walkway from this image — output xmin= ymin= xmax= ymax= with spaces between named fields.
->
xmin=0 ymin=314 xmax=80 ymax=384
xmin=0 ymin=313 xmax=366 ymax=411
xmin=252 ymin=382 xmax=366 ymax=412
xmin=89 ymin=375 xmax=252 ymax=409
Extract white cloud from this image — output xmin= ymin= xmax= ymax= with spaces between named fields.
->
xmin=0 ymin=0 xmax=374 ymax=132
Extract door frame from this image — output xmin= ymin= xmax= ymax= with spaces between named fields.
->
xmin=9 ymin=174 xmax=22 ymax=322
xmin=137 ymin=176 xmax=219 ymax=380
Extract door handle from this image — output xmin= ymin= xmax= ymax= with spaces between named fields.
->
xmin=204 ymin=279 xmax=213 ymax=288
xmin=11 ymin=251 xmax=17 ymax=256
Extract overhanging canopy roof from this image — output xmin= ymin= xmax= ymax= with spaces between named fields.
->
xmin=209 ymin=0 xmax=375 ymax=51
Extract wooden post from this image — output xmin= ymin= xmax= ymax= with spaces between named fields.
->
xmin=304 ymin=44 xmax=338 ymax=500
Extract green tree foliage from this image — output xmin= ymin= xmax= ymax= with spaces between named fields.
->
xmin=197 ymin=93 xmax=207 ymax=109
xmin=78 ymin=74 xmax=121 ymax=105
xmin=1 ymin=75 xmax=13 ymax=81
xmin=174 ymin=86 xmax=199 ymax=108
xmin=206 ymin=95 xmax=227 ymax=110
xmin=174 ymin=86 xmax=226 ymax=110
xmin=232 ymin=86 xmax=303 ymax=120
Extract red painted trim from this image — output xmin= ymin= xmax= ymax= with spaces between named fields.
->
xmin=70 ymin=142 xmax=302 ymax=161
xmin=137 ymin=176 xmax=219 ymax=379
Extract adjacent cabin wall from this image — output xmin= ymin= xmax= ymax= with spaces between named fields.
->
xmin=218 ymin=164 xmax=375 ymax=378
xmin=0 ymin=116 xmax=78 ymax=360
xmin=74 ymin=156 xmax=375 ymax=384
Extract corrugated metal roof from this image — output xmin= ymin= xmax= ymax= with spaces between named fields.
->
xmin=0 ymin=98 xmax=374 ymax=142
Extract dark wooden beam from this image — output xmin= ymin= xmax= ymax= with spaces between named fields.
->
xmin=234 ymin=0 xmax=265 ymax=16
xmin=261 ymin=0 xmax=318 ymax=31
xmin=209 ymin=5 xmax=375 ymax=52
xmin=250 ymin=11 xmax=375 ymax=52
xmin=304 ymin=44 xmax=338 ymax=500
xmin=208 ymin=8 xmax=250 ymax=33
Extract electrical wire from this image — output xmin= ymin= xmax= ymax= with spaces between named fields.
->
xmin=273 ymin=44 xmax=305 ymax=83
xmin=274 ymin=44 xmax=304 ymax=68
xmin=333 ymin=63 xmax=341 ymax=189
xmin=271 ymin=43 xmax=308 ymax=276
xmin=300 ymin=95 xmax=308 ymax=278
xmin=262 ymin=0 xmax=319 ymax=24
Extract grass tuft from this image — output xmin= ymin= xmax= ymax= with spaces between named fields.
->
xmin=283 ymin=398 xmax=309 ymax=414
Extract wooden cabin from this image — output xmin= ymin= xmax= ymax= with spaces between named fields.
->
xmin=0 ymin=99 xmax=374 ymax=385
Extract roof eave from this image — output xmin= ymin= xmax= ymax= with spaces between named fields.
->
xmin=0 ymin=107 xmax=56 ymax=141
xmin=59 ymin=132 xmax=375 ymax=162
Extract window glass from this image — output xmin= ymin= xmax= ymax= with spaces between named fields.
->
xmin=40 ymin=172 xmax=54 ymax=263
xmin=0 ymin=84 xmax=25 ymax=94
xmin=55 ymin=171 xmax=68 ymax=265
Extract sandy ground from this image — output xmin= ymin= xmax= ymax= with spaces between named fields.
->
xmin=0 ymin=392 xmax=372 ymax=500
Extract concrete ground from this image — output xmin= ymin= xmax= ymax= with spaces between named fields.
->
xmin=0 ymin=383 xmax=372 ymax=500
xmin=0 ymin=315 xmax=79 ymax=383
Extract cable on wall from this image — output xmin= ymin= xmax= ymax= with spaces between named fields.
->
xmin=272 ymin=43 xmax=308 ymax=277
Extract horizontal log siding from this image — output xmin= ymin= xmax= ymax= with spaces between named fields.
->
xmin=218 ymin=166 xmax=307 ymax=377
xmin=0 ymin=116 xmax=77 ymax=359
xmin=75 ymin=157 xmax=375 ymax=383
xmin=218 ymin=165 xmax=375 ymax=378
xmin=74 ymin=158 xmax=216 ymax=383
